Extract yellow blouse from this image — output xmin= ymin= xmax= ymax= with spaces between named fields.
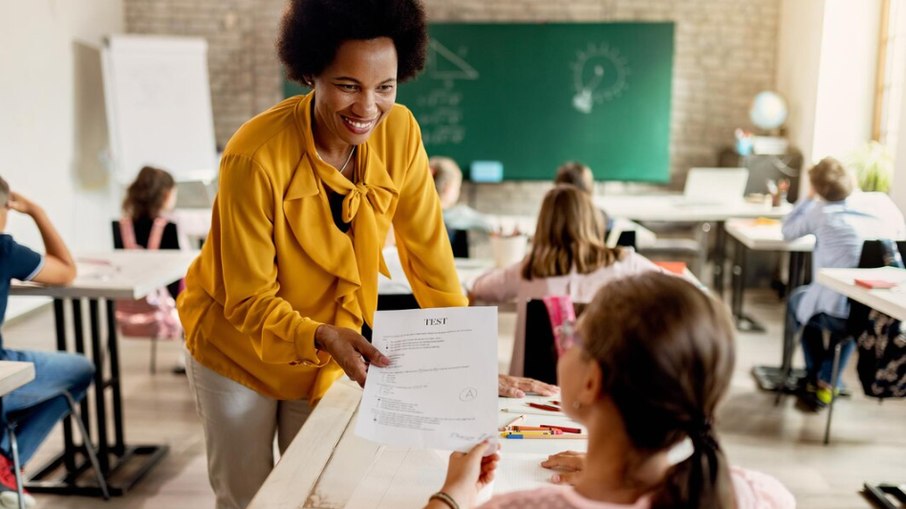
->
xmin=177 ymin=92 xmax=468 ymax=402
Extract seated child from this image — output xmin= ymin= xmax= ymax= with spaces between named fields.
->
xmin=470 ymin=185 xmax=660 ymax=377
xmin=0 ymin=176 xmax=95 ymax=508
xmin=782 ymin=157 xmax=905 ymax=409
xmin=428 ymin=272 xmax=795 ymax=509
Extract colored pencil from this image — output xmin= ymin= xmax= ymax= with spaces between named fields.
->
xmin=527 ymin=402 xmax=561 ymax=412
xmin=540 ymin=424 xmax=583 ymax=434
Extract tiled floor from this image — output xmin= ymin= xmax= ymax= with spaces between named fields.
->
xmin=2 ymin=288 xmax=904 ymax=508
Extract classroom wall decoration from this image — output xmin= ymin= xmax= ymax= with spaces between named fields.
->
xmin=285 ymin=23 xmax=674 ymax=182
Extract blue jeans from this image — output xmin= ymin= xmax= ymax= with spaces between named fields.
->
xmin=787 ymin=286 xmax=855 ymax=387
xmin=0 ymin=349 xmax=94 ymax=465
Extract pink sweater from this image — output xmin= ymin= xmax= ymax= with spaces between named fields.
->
xmin=477 ymin=467 xmax=795 ymax=509
xmin=470 ymin=250 xmax=661 ymax=376
xmin=478 ymin=467 xmax=796 ymax=509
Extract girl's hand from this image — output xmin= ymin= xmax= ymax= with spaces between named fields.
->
xmin=541 ymin=450 xmax=585 ymax=485
xmin=439 ymin=440 xmax=500 ymax=508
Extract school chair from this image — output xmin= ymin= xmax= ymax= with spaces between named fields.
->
xmin=449 ymin=229 xmax=470 ymax=258
xmin=522 ymin=300 xmax=587 ymax=385
xmin=780 ymin=240 xmax=906 ymax=445
xmin=2 ymin=391 xmax=109 ymax=508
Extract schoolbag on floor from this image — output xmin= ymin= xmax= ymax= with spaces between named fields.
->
xmin=114 ymin=217 xmax=182 ymax=339
xmin=856 ymin=309 xmax=906 ymax=399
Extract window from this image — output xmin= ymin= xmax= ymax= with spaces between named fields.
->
xmin=875 ymin=0 xmax=906 ymax=157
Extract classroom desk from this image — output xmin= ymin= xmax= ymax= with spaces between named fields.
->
xmin=596 ymin=195 xmax=791 ymax=296
xmin=249 ymin=378 xmax=588 ymax=509
xmin=379 ymin=249 xmax=494 ymax=297
xmin=10 ymin=250 xmax=197 ymax=497
xmin=816 ymin=267 xmax=906 ymax=321
xmin=0 ymin=361 xmax=36 ymax=397
xmin=724 ymin=219 xmax=815 ymax=392
xmin=815 ymin=267 xmax=906 ymax=509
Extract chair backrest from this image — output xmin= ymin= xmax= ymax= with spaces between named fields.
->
xmin=450 ymin=229 xmax=470 ymax=258
xmin=523 ymin=299 xmax=586 ymax=385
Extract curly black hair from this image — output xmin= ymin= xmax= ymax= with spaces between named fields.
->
xmin=278 ymin=0 xmax=428 ymax=87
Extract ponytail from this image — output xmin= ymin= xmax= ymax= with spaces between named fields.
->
xmin=650 ymin=422 xmax=734 ymax=509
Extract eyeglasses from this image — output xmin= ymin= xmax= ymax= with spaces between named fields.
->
xmin=554 ymin=319 xmax=583 ymax=356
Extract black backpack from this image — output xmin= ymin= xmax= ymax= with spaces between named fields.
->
xmin=856 ymin=310 xmax=906 ymax=399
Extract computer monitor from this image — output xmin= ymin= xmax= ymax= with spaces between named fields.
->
xmin=175 ymin=180 xmax=215 ymax=209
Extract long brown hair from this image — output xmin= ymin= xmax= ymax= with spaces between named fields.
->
xmin=123 ymin=166 xmax=175 ymax=219
xmin=579 ymin=272 xmax=737 ymax=509
xmin=522 ymin=185 xmax=622 ymax=280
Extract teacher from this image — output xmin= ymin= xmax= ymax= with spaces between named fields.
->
xmin=177 ymin=1 xmax=469 ymax=507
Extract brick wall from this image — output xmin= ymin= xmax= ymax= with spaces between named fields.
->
xmin=124 ymin=0 xmax=780 ymax=214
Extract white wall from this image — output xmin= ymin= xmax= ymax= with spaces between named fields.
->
xmin=776 ymin=0 xmax=825 ymax=174
xmin=0 ymin=0 xmax=124 ymax=317
xmin=812 ymin=0 xmax=882 ymax=161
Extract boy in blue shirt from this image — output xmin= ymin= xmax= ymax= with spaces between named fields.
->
xmin=0 ymin=176 xmax=94 ymax=508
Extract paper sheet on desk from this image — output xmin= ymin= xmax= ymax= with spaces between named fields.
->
xmin=356 ymin=306 xmax=498 ymax=452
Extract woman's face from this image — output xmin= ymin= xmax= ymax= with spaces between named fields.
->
xmin=311 ymin=37 xmax=398 ymax=149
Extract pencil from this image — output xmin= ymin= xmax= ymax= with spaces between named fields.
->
xmin=527 ymin=402 xmax=561 ymax=412
xmin=502 ymin=408 xmax=568 ymax=417
xmin=503 ymin=433 xmax=588 ymax=440
xmin=540 ymin=424 xmax=583 ymax=434
xmin=501 ymin=414 xmax=526 ymax=429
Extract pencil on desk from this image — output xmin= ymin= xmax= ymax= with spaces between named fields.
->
xmin=503 ymin=408 xmax=570 ymax=417
xmin=500 ymin=414 xmax=526 ymax=430
xmin=526 ymin=402 xmax=561 ymax=412
xmin=501 ymin=433 xmax=588 ymax=440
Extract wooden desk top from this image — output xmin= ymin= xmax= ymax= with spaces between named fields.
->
xmin=816 ymin=267 xmax=906 ymax=321
xmin=250 ymin=379 xmax=588 ymax=509
xmin=10 ymin=250 xmax=197 ymax=300
xmin=0 ymin=361 xmax=35 ymax=397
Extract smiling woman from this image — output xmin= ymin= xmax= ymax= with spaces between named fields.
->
xmin=174 ymin=1 xmax=471 ymax=508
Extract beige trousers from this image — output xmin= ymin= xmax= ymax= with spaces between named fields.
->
xmin=185 ymin=352 xmax=312 ymax=509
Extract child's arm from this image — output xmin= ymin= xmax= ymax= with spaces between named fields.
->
xmin=8 ymin=192 xmax=76 ymax=284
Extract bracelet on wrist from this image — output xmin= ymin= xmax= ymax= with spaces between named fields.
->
xmin=429 ymin=491 xmax=459 ymax=509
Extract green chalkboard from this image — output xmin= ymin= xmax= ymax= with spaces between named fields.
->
xmin=285 ymin=23 xmax=674 ymax=182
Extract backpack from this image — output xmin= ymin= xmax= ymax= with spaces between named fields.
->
xmin=856 ymin=309 xmax=906 ymax=399
xmin=114 ymin=217 xmax=182 ymax=339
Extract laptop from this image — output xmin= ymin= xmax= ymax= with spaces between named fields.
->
xmin=175 ymin=180 xmax=215 ymax=209
xmin=681 ymin=167 xmax=749 ymax=205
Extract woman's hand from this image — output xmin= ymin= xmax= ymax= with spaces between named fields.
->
xmin=541 ymin=450 xmax=585 ymax=485
xmin=497 ymin=374 xmax=559 ymax=398
xmin=437 ymin=440 xmax=500 ymax=508
xmin=314 ymin=324 xmax=390 ymax=387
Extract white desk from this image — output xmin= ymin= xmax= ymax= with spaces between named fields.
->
xmin=0 ymin=361 xmax=35 ymax=397
xmin=596 ymin=195 xmax=791 ymax=295
xmin=816 ymin=266 xmax=906 ymax=509
xmin=250 ymin=378 xmax=587 ymax=509
xmin=724 ymin=219 xmax=814 ymax=392
xmin=9 ymin=250 xmax=197 ymax=497
xmin=816 ymin=267 xmax=906 ymax=321
xmin=379 ymin=249 xmax=494 ymax=297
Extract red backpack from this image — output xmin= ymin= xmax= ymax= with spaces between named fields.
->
xmin=114 ymin=217 xmax=182 ymax=339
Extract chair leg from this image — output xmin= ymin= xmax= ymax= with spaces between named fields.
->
xmin=823 ymin=341 xmax=844 ymax=445
xmin=63 ymin=393 xmax=110 ymax=499
xmin=150 ymin=336 xmax=158 ymax=374
xmin=8 ymin=423 xmax=25 ymax=509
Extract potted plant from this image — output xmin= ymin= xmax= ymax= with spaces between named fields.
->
xmin=847 ymin=141 xmax=893 ymax=193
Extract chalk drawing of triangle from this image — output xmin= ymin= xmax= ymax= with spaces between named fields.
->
xmin=428 ymin=39 xmax=479 ymax=80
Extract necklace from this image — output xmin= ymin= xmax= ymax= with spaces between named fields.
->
xmin=338 ymin=145 xmax=356 ymax=173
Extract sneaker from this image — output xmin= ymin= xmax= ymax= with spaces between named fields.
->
xmin=815 ymin=386 xmax=840 ymax=406
xmin=0 ymin=455 xmax=36 ymax=509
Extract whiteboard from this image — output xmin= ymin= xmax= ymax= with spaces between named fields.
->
xmin=102 ymin=34 xmax=218 ymax=184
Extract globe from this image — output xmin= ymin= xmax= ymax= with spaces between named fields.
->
xmin=749 ymin=91 xmax=788 ymax=131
